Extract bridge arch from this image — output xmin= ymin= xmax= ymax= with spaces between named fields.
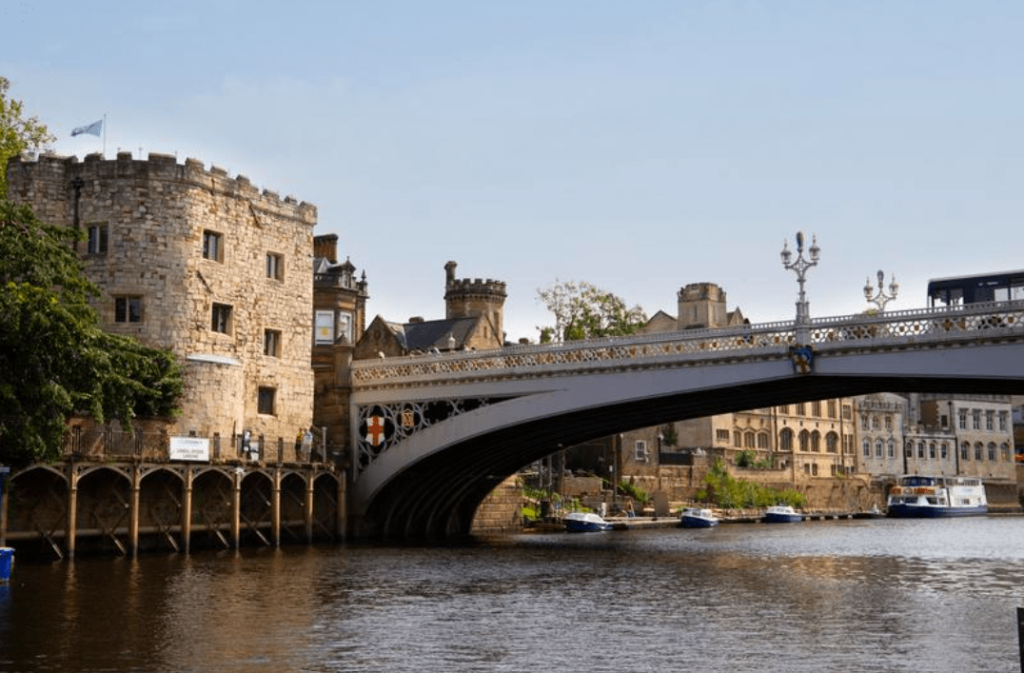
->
xmin=349 ymin=303 xmax=1024 ymax=540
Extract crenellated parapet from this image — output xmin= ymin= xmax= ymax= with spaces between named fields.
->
xmin=6 ymin=151 xmax=317 ymax=226
xmin=445 ymin=277 xmax=508 ymax=299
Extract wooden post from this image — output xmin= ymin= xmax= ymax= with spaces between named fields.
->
xmin=66 ymin=463 xmax=79 ymax=560
xmin=129 ymin=465 xmax=141 ymax=558
xmin=304 ymin=473 xmax=315 ymax=543
xmin=336 ymin=470 xmax=347 ymax=541
xmin=271 ymin=469 xmax=281 ymax=548
xmin=181 ymin=468 xmax=193 ymax=554
xmin=231 ymin=468 xmax=242 ymax=550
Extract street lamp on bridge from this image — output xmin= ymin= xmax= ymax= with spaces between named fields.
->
xmin=864 ymin=270 xmax=899 ymax=312
xmin=780 ymin=231 xmax=820 ymax=344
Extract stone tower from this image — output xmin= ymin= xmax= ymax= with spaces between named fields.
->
xmin=443 ymin=261 xmax=507 ymax=344
xmin=6 ymin=151 xmax=317 ymax=443
xmin=677 ymin=282 xmax=728 ymax=329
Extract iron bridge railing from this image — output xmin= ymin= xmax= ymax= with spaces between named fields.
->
xmin=351 ymin=301 xmax=1024 ymax=389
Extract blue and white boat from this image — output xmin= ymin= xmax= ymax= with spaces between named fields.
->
xmin=679 ymin=507 xmax=719 ymax=528
xmin=563 ymin=511 xmax=613 ymax=532
xmin=887 ymin=475 xmax=987 ymax=518
xmin=763 ymin=505 xmax=802 ymax=523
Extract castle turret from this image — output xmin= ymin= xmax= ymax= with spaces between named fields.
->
xmin=443 ymin=261 xmax=507 ymax=343
xmin=678 ymin=282 xmax=728 ymax=329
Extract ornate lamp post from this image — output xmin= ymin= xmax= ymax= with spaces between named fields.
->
xmin=864 ymin=270 xmax=899 ymax=312
xmin=780 ymin=231 xmax=820 ymax=344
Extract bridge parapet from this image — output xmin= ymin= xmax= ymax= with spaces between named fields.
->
xmin=351 ymin=301 xmax=1024 ymax=390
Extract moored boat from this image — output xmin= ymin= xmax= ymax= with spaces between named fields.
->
xmin=886 ymin=475 xmax=987 ymax=518
xmin=763 ymin=505 xmax=802 ymax=523
xmin=679 ymin=507 xmax=719 ymax=528
xmin=563 ymin=511 xmax=613 ymax=532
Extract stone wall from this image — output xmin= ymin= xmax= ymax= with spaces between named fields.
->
xmin=7 ymin=152 xmax=317 ymax=442
xmin=471 ymin=476 xmax=523 ymax=534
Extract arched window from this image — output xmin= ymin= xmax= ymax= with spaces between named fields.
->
xmin=987 ymin=443 xmax=997 ymax=461
xmin=872 ymin=415 xmax=881 ymax=430
xmin=811 ymin=431 xmax=821 ymax=452
xmin=906 ymin=441 xmax=914 ymax=458
xmin=917 ymin=442 xmax=925 ymax=459
xmin=826 ymin=432 xmax=838 ymax=454
xmin=862 ymin=439 xmax=871 ymax=457
xmin=744 ymin=431 xmax=756 ymax=448
xmin=780 ymin=428 xmax=794 ymax=451
xmin=887 ymin=439 xmax=895 ymax=458
xmin=929 ymin=443 xmax=936 ymax=459
xmin=799 ymin=430 xmax=810 ymax=452
xmin=757 ymin=433 xmax=770 ymax=449
xmin=733 ymin=430 xmax=742 ymax=447
xmin=940 ymin=443 xmax=948 ymax=460
xmin=961 ymin=442 xmax=970 ymax=460
xmin=875 ymin=439 xmax=884 ymax=457
xmin=974 ymin=443 xmax=983 ymax=461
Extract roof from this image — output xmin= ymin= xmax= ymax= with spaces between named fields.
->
xmin=388 ymin=317 xmax=481 ymax=352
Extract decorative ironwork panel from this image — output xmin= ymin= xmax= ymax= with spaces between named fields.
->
xmin=355 ymin=397 xmax=506 ymax=474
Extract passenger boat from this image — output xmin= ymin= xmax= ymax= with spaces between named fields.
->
xmin=563 ymin=511 xmax=613 ymax=532
xmin=678 ymin=507 xmax=719 ymax=528
xmin=763 ymin=505 xmax=802 ymax=523
xmin=886 ymin=475 xmax=987 ymax=518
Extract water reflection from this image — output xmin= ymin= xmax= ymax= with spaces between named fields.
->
xmin=2 ymin=517 xmax=1023 ymax=672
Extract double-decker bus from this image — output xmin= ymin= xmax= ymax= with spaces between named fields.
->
xmin=927 ymin=270 xmax=1024 ymax=307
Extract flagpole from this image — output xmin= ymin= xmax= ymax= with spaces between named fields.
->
xmin=103 ymin=113 xmax=107 ymax=156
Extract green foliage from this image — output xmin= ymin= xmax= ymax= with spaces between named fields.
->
xmin=536 ymin=279 xmax=647 ymax=343
xmin=700 ymin=459 xmax=805 ymax=509
xmin=0 ymin=77 xmax=55 ymax=198
xmin=617 ymin=479 xmax=649 ymax=504
xmin=0 ymin=200 xmax=183 ymax=466
xmin=735 ymin=449 xmax=775 ymax=469
xmin=660 ymin=425 xmax=678 ymax=447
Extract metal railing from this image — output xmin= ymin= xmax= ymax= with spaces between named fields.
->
xmin=60 ymin=426 xmax=337 ymax=465
xmin=351 ymin=300 xmax=1024 ymax=387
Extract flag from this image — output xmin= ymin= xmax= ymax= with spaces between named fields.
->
xmin=71 ymin=120 xmax=103 ymax=137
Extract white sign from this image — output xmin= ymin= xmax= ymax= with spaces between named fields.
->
xmin=169 ymin=436 xmax=210 ymax=461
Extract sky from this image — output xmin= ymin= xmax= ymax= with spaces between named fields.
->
xmin=2 ymin=1 xmax=1022 ymax=343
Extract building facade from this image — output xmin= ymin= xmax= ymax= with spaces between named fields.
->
xmin=7 ymin=152 xmax=317 ymax=445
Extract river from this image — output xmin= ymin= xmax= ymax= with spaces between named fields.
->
xmin=2 ymin=516 xmax=1023 ymax=672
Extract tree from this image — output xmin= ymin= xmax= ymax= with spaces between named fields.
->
xmin=536 ymin=280 xmax=647 ymax=343
xmin=0 ymin=76 xmax=54 ymax=198
xmin=0 ymin=200 xmax=183 ymax=467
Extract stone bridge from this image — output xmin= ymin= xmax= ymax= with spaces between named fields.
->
xmin=347 ymin=301 xmax=1024 ymax=540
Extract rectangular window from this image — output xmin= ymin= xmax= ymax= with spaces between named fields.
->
xmin=959 ymin=410 xmax=968 ymax=430
xmin=827 ymin=400 xmax=837 ymax=419
xmin=811 ymin=401 xmax=821 ymax=417
xmin=796 ymin=403 xmax=806 ymax=416
xmin=257 ymin=387 xmax=276 ymax=415
xmin=266 ymin=253 xmax=284 ymax=281
xmin=985 ymin=410 xmax=994 ymax=431
xmin=203 ymin=230 xmax=223 ymax=262
xmin=842 ymin=404 xmax=852 ymax=420
xmin=87 ymin=224 xmax=108 ymax=255
xmin=972 ymin=409 xmax=981 ymax=430
xmin=211 ymin=303 xmax=232 ymax=334
xmin=716 ymin=429 xmax=730 ymax=442
xmin=634 ymin=441 xmax=648 ymax=462
xmin=114 ymin=296 xmax=142 ymax=323
xmin=264 ymin=329 xmax=281 ymax=357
